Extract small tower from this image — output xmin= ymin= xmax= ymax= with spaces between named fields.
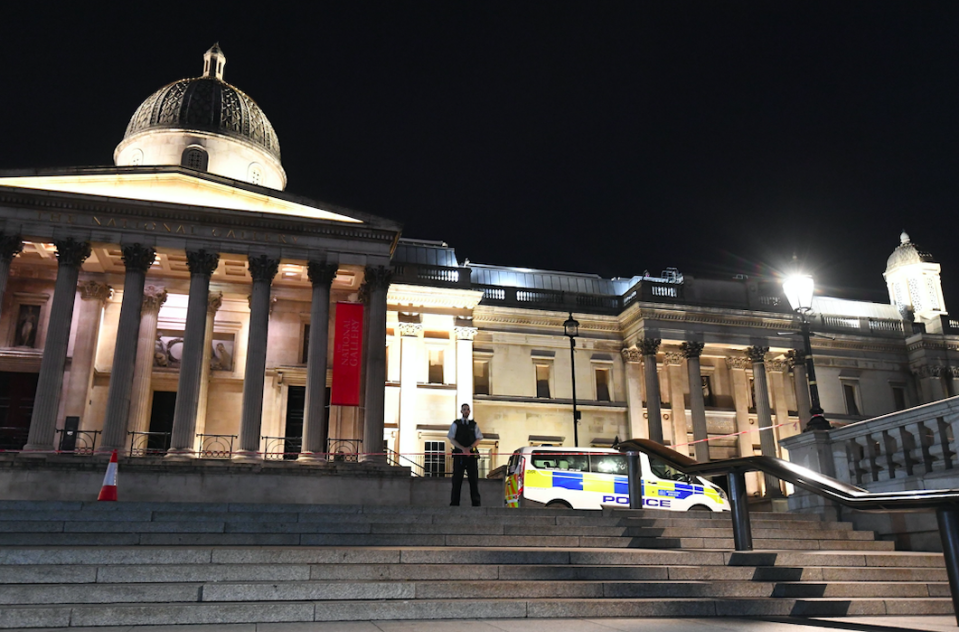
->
xmin=203 ymin=43 xmax=226 ymax=80
xmin=883 ymin=231 xmax=947 ymax=321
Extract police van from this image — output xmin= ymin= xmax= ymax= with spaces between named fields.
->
xmin=504 ymin=446 xmax=728 ymax=512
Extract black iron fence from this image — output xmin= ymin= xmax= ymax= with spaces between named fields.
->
xmin=196 ymin=434 xmax=236 ymax=459
xmin=327 ymin=438 xmax=361 ymax=462
xmin=262 ymin=436 xmax=301 ymax=460
xmin=56 ymin=429 xmax=101 ymax=455
xmin=128 ymin=431 xmax=171 ymax=457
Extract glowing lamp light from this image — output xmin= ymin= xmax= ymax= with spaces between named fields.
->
xmin=564 ymin=314 xmax=580 ymax=338
xmin=783 ymin=274 xmax=815 ymax=313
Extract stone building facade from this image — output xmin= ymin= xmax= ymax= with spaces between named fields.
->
xmin=1 ymin=47 xmax=956 ymax=497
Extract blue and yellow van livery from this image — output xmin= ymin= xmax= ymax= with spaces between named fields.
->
xmin=505 ymin=446 xmax=729 ymax=512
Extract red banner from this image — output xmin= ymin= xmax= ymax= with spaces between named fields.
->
xmin=331 ymin=302 xmax=364 ymax=406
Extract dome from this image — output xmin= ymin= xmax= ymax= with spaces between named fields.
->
xmin=122 ymin=48 xmax=280 ymax=161
xmin=885 ymin=231 xmax=935 ymax=273
xmin=115 ymin=45 xmax=286 ymax=189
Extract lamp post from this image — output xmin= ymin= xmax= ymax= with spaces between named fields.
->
xmin=564 ymin=313 xmax=581 ymax=446
xmin=782 ymin=274 xmax=831 ymax=431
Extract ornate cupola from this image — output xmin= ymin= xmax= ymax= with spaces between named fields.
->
xmin=113 ymin=44 xmax=286 ymax=190
xmin=883 ymin=231 xmax=946 ymax=320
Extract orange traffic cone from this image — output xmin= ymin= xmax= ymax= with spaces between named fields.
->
xmin=97 ymin=450 xmax=118 ymax=501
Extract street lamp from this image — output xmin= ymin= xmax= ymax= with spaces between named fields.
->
xmin=564 ymin=313 xmax=581 ymax=446
xmin=782 ymin=274 xmax=831 ymax=431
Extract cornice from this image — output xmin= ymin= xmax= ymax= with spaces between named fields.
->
xmin=473 ymin=305 xmax=621 ymax=334
xmin=388 ymin=284 xmax=485 ymax=310
xmin=0 ymin=188 xmax=397 ymax=245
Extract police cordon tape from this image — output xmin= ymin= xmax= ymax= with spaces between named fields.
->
xmin=4 ymin=420 xmax=799 ymax=457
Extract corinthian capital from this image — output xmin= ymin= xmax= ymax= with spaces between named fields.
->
xmin=746 ymin=345 xmax=769 ymax=364
xmin=79 ymin=280 xmax=112 ymax=302
xmin=207 ymin=291 xmax=223 ymax=314
xmin=363 ymin=265 xmax=393 ymax=292
xmin=664 ymin=351 xmax=684 ymax=366
xmin=680 ymin=341 xmax=704 ymax=359
xmin=621 ymin=347 xmax=642 ymax=363
xmin=307 ymin=261 xmax=339 ymax=286
xmin=55 ymin=238 xmax=92 ymax=268
xmin=248 ymin=255 xmax=279 ymax=282
xmin=397 ymin=322 xmax=423 ymax=337
xmin=186 ymin=250 xmax=220 ymax=276
xmin=454 ymin=326 xmax=478 ymax=341
xmin=785 ymin=349 xmax=806 ymax=368
xmin=726 ymin=356 xmax=752 ymax=370
xmin=142 ymin=286 xmax=168 ymax=312
xmin=121 ymin=243 xmax=156 ymax=273
xmin=0 ymin=235 xmax=23 ymax=263
xmin=638 ymin=337 xmax=661 ymax=356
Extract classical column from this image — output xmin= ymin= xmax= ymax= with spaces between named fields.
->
xmin=787 ymin=350 xmax=812 ymax=430
xmin=0 ymin=235 xmax=23 ymax=322
xmin=167 ymin=250 xmax=219 ymax=457
xmin=194 ymin=291 xmax=223 ymax=450
xmin=362 ymin=265 xmax=392 ymax=463
xmin=128 ymin=287 xmax=167 ymax=435
xmin=639 ymin=337 xmax=663 ymax=444
xmin=301 ymin=262 xmax=337 ymax=460
xmin=621 ymin=347 xmax=646 ymax=439
xmin=747 ymin=345 xmax=780 ymax=496
xmin=397 ymin=321 xmax=423 ymax=463
xmin=664 ymin=351 xmax=687 ymax=450
xmin=768 ymin=359 xmax=795 ymax=441
xmin=99 ymin=245 xmax=156 ymax=452
xmin=454 ymin=324 xmax=477 ymax=415
xmin=21 ymin=238 xmax=91 ymax=454
xmin=681 ymin=341 xmax=709 ymax=462
xmin=235 ymin=254 xmax=279 ymax=460
xmin=63 ymin=281 xmax=111 ymax=426
xmin=915 ymin=365 xmax=947 ymax=403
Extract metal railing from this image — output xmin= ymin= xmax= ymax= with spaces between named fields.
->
xmin=385 ymin=448 xmax=427 ymax=476
xmin=196 ymin=434 xmax=236 ymax=459
xmin=262 ymin=436 xmax=301 ymax=460
xmin=0 ymin=427 xmax=28 ymax=452
xmin=56 ymin=429 xmax=101 ymax=455
xmin=614 ymin=438 xmax=959 ymax=624
xmin=128 ymin=431 xmax=171 ymax=457
xmin=327 ymin=438 xmax=361 ymax=462
xmin=400 ymin=450 xmax=493 ymax=478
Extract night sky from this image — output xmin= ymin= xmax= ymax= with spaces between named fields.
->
xmin=3 ymin=2 xmax=959 ymax=305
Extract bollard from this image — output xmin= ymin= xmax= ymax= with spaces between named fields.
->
xmin=627 ymin=451 xmax=643 ymax=509
xmin=727 ymin=470 xmax=752 ymax=551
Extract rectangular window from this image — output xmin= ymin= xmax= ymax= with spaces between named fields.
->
xmin=428 ymin=349 xmax=444 ymax=384
xmin=535 ymin=364 xmax=551 ymax=398
xmin=473 ymin=360 xmax=490 ymax=395
xmin=595 ymin=368 xmax=611 ymax=402
xmin=892 ymin=385 xmax=907 ymax=411
xmin=301 ymin=324 xmax=310 ymax=364
xmin=843 ymin=382 xmax=862 ymax=416
xmin=702 ymin=375 xmax=715 ymax=407
xmin=424 ymin=441 xmax=446 ymax=477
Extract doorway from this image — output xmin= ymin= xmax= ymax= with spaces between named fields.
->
xmin=0 ymin=371 xmax=38 ymax=451
xmin=146 ymin=391 xmax=176 ymax=454
xmin=284 ymin=386 xmax=305 ymax=460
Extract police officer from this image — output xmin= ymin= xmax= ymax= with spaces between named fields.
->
xmin=448 ymin=403 xmax=483 ymax=506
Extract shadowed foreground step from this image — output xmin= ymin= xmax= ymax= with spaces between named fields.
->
xmin=0 ymin=501 xmax=949 ymax=628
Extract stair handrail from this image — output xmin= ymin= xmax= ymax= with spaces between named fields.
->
xmin=385 ymin=448 xmax=427 ymax=477
xmin=615 ymin=437 xmax=959 ymax=624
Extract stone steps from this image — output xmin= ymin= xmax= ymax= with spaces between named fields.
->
xmin=1 ymin=596 xmax=953 ymax=628
xmin=0 ymin=501 xmax=949 ymax=627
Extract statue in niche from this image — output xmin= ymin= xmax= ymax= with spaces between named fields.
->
xmin=210 ymin=340 xmax=234 ymax=371
xmin=14 ymin=305 xmax=39 ymax=347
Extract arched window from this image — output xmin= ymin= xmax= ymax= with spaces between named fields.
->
xmin=181 ymin=147 xmax=209 ymax=172
xmin=248 ymin=163 xmax=263 ymax=185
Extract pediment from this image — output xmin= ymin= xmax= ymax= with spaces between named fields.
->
xmin=0 ymin=171 xmax=364 ymax=224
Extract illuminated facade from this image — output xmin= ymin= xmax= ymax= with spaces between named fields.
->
xmin=1 ymin=47 xmax=956 ymax=496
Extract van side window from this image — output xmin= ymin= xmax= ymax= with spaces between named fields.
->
xmin=589 ymin=454 xmax=627 ymax=475
xmin=648 ymin=456 xmax=689 ymax=482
